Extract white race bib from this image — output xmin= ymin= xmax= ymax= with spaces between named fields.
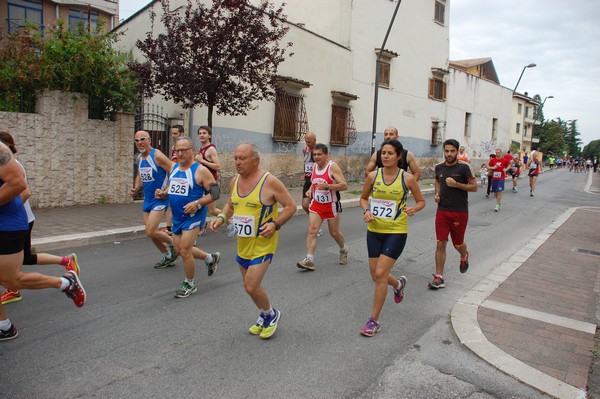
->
xmin=139 ymin=167 xmax=154 ymax=182
xmin=305 ymin=162 xmax=314 ymax=174
xmin=370 ymin=198 xmax=397 ymax=219
xmin=168 ymin=177 xmax=189 ymax=196
xmin=314 ymin=189 xmax=332 ymax=203
xmin=493 ymin=171 xmax=502 ymax=178
xmin=232 ymin=214 xmax=256 ymax=237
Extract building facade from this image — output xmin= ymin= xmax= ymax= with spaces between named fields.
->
xmin=511 ymin=92 xmax=540 ymax=154
xmin=0 ymin=0 xmax=119 ymax=35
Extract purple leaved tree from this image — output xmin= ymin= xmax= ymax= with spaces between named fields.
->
xmin=131 ymin=0 xmax=293 ymax=128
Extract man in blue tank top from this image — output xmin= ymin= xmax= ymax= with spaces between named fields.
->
xmin=0 ymin=141 xmax=86 ymax=341
xmin=155 ymin=137 xmax=221 ymax=298
xmin=130 ymin=131 xmax=179 ymax=269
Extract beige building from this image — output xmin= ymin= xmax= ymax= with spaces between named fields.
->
xmin=511 ymin=92 xmax=540 ymax=154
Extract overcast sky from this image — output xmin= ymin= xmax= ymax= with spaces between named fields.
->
xmin=119 ymin=0 xmax=600 ymax=148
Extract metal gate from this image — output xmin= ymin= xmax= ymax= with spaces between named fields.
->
xmin=133 ymin=103 xmax=170 ymax=199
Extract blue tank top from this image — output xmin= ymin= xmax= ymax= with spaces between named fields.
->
xmin=167 ymin=163 xmax=208 ymax=222
xmin=0 ymin=178 xmax=28 ymax=232
xmin=139 ymin=148 xmax=168 ymax=202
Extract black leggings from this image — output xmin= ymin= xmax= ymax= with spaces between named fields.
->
xmin=23 ymin=221 xmax=37 ymax=265
xmin=487 ymin=176 xmax=492 ymax=195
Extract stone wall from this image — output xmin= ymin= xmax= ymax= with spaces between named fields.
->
xmin=0 ymin=91 xmax=134 ymax=208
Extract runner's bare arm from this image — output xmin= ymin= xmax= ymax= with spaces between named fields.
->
xmin=364 ymin=152 xmax=378 ymax=178
xmin=0 ymin=144 xmax=27 ymax=206
xmin=329 ymin=162 xmax=348 ymax=192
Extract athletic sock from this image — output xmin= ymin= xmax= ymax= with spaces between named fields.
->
xmin=60 ymin=277 xmax=70 ymax=291
xmin=184 ymin=278 xmax=195 ymax=286
xmin=204 ymin=254 xmax=213 ymax=264
xmin=263 ymin=307 xmax=274 ymax=317
xmin=0 ymin=318 xmax=12 ymax=331
xmin=306 ymin=254 xmax=314 ymax=261
xmin=60 ymin=256 xmax=69 ymax=266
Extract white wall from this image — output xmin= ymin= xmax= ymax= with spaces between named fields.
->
xmin=445 ymin=67 xmax=513 ymax=160
xmin=113 ymin=0 xmax=452 ymax=160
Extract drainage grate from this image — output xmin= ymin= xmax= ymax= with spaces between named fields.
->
xmin=573 ymin=248 xmax=600 ymax=257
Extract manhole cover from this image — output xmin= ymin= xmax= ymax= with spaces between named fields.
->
xmin=573 ymin=247 xmax=600 ymax=257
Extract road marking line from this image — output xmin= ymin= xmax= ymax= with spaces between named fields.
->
xmin=481 ymin=299 xmax=596 ymax=334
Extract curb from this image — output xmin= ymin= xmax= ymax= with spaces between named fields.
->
xmin=450 ymin=207 xmax=588 ymax=399
xmin=31 ymin=187 xmax=436 ymax=252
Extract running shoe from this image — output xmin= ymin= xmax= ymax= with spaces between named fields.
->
xmin=175 ymin=281 xmax=197 ymax=298
xmin=206 ymin=252 xmax=221 ymax=277
xmin=1 ymin=290 xmax=22 ymax=305
xmin=248 ymin=313 xmax=265 ymax=335
xmin=167 ymin=243 xmax=179 ymax=264
xmin=494 ymin=204 xmax=500 ymax=212
xmin=360 ymin=318 xmax=380 ymax=337
xmin=65 ymin=253 xmax=80 ymax=275
xmin=339 ymin=248 xmax=348 ymax=265
xmin=227 ymin=223 xmax=236 ymax=238
xmin=260 ymin=308 xmax=281 ymax=339
xmin=199 ymin=222 xmax=208 ymax=237
xmin=0 ymin=324 xmax=18 ymax=341
xmin=460 ymin=252 xmax=469 ymax=274
xmin=63 ymin=271 xmax=86 ymax=308
xmin=297 ymin=258 xmax=315 ymax=271
xmin=393 ymin=276 xmax=407 ymax=303
xmin=428 ymin=274 xmax=445 ymax=289
xmin=530 ymin=191 xmax=534 ymax=197
xmin=317 ymin=228 xmax=324 ymax=237
xmin=154 ymin=255 xmax=175 ymax=269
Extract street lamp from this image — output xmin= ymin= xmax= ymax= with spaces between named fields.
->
xmin=512 ymin=63 xmax=537 ymax=94
xmin=542 ymin=95 xmax=554 ymax=106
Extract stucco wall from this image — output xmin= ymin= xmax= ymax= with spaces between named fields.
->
xmin=0 ymin=91 xmax=134 ymax=208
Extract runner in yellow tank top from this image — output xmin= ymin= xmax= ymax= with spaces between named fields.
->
xmin=368 ymin=168 xmax=409 ymax=234
xmin=211 ymin=143 xmax=296 ymax=340
xmin=231 ymin=171 xmax=278 ymax=259
xmin=359 ymin=139 xmax=425 ymax=337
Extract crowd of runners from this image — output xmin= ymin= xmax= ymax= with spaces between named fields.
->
xmin=3 ymin=124 xmax=588 ymax=341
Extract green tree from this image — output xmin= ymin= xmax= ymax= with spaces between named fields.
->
xmin=0 ymin=21 xmax=138 ymax=116
xmin=582 ymin=140 xmax=600 ymax=160
xmin=538 ymin=119 xmax=567 ymax=155
xmin=564 ymin=119 xmax=582 ymax=156
xmin=132 ymin=0 xmax=293 ymax=128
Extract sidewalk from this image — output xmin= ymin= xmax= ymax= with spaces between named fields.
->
xmin=28 ymin=171 xmax=600 ymax=398
xmin=452 ymin=170 xmax=600 ymax=399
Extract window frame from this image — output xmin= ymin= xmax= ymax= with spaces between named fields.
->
xmin=428 ymin=77 xmax=446 ymax=101
xmin=272 ymin=89 xmax=309 ymax=143
xmin=330 ymin=104 xmax=357 ymax=147
xmin=7 ymin=0 xmax=43 ymax=34
xmin=434 ymin=0 xmax=445 ymax=26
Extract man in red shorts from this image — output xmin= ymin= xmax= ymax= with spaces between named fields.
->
xmin=297 ymin=143 xmax=349 ymax=271
xmin=429 ymin=139 xmax=477 ymax=289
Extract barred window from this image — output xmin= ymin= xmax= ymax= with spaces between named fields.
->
xmin=431 ymin=121 xmax=442 ymax=146
xmin=379 ymin=60 xmax=390 ymax=89
xmin=273 ymin=90 xmax=309 ymax=142
xmin=330 ymin=105 xmax=357 ymax=146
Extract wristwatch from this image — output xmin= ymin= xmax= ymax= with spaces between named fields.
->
xmin=363 ymin=208 xmax=370 ymax=214
xmin=271 ymin=220 xmax=281 ymax=230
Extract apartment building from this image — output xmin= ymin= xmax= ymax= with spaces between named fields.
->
xmin=0 ymin=0 xmax=119 ymax=35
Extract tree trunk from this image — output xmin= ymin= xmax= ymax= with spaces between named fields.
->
xmin=207 ymin=102 xmax=213 ymax=129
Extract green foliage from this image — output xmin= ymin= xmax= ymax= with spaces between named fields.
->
xmin=582 ymin=140 xmax=600 ymax=160
xmin=0 ymin=21 xmax=138 ymax=115
xmin=537 ymin=119 xmax=567 ymax=155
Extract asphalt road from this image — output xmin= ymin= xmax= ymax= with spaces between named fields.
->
xmin=1 ymin=169 xmax=596 ymax=398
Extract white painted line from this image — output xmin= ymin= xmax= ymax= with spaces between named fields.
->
xmin=481 ymin=299 xmax=596 ymax=335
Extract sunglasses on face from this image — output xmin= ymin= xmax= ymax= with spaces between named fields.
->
xmin=134 ymin=137 xmax=150 ymax=143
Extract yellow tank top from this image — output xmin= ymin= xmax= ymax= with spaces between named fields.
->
xmin=368 ymin=168 xmax=408 ymax=234
xmin=231 ymin=172 xmax=279 ymax=259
